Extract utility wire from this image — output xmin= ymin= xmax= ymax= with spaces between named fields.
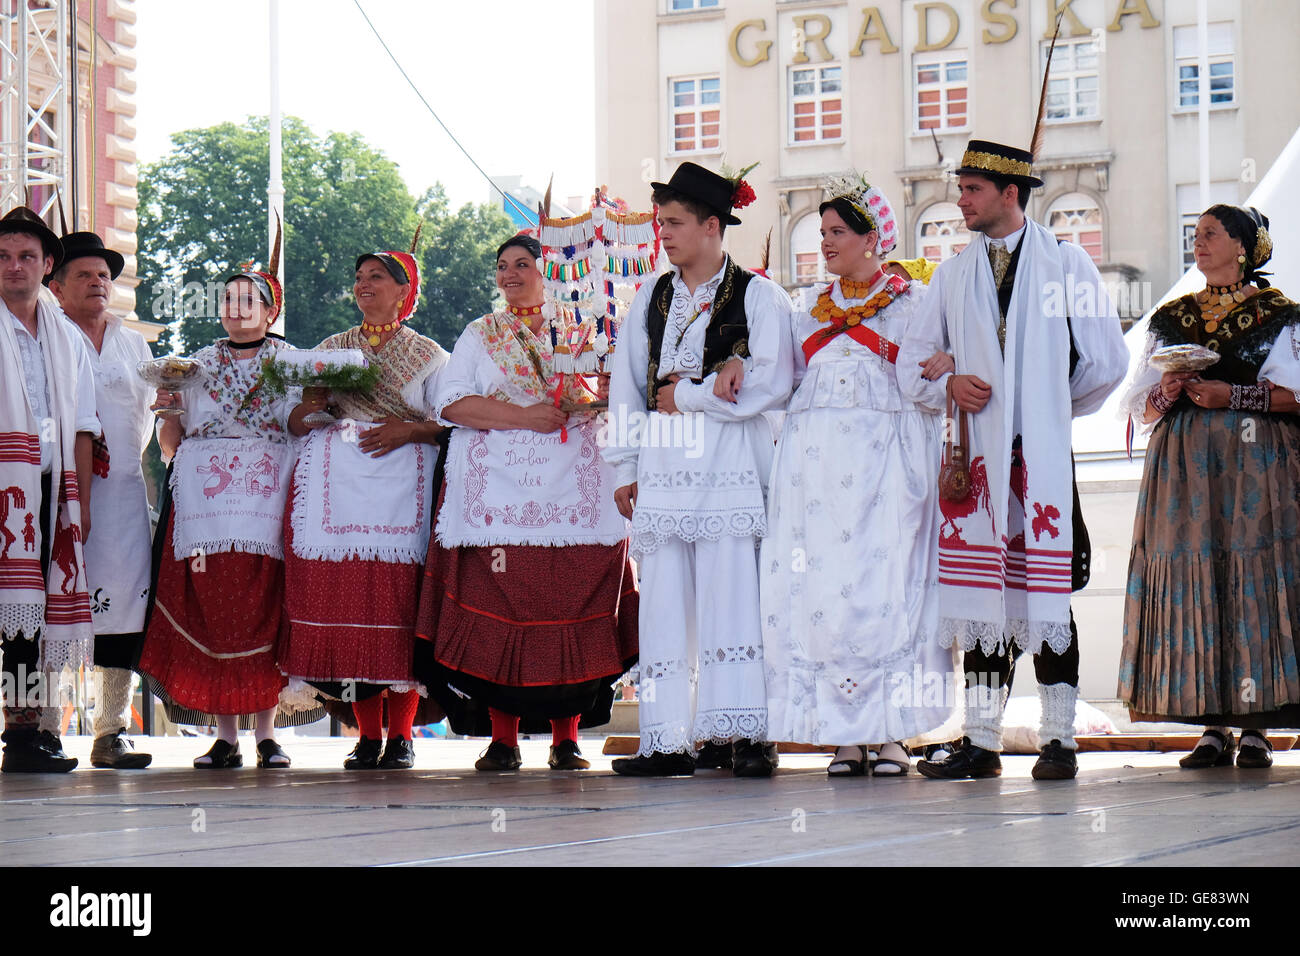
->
xmin=351 ymin=0 xmax=536 ymax=224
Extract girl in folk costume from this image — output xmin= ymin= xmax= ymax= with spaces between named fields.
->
xmin=414 ymin=235 xmax=638 ymax=772
xmin=140 ymin=254 xmax=302 ymax=769
xmin=1119 ymin=205 xmax=1300 ymax=769
xmin=748 ymin=176 xmax=958 ymax=776
xmin=282 ymin=245 xmax=449 ymax=771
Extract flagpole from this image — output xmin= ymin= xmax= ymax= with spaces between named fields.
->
xmin=268 ymin=0 xmax=285 ymax=335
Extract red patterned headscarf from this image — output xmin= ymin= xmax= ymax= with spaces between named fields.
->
xmin=356 ymin=250 xmax=420 ymax=321
xmin=228 ymin=269 xmax=283 ymax=323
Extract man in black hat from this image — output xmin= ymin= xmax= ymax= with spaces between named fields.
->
xmin=603 ymin=162 xmax=794 ymax=777
xmin=897 ymin=140 xmax=1127 ymax=781
xmin=0 ymin=208 xmax=101 ymax=773
xmin=48 ymin=233 xmax=153 ymax=769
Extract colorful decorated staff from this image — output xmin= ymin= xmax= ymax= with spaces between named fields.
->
xmin=281 ymin=231 xmax=449 ymax=771
xmin=138 ymin=228 xmax=311 ymax=770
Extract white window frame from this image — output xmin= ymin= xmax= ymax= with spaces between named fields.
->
xmin=1042 ymin=35 xmax=1100 ymax=123
xmin=788 ymin=64 xmax=844 ymax=146
xmin=916 ymin=202 xmax=969 ymax=263
xmin=790 ymin=212 xmax=827 ymax=286
xmin=1046 ymin=192 xmax=1104 ymax=264
xmin=669 ymin=74 xmax=722 ymax=155
xmin=913 ymin=54 xmax=969 ymax=134
xmin=1173 ymin=23 xmax=1235 ymax=111
xmin=667 ymin=0 xmax=720 ymax=12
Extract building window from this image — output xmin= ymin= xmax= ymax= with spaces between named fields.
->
xmin=1046 ymin=193 xmax=1103 ymax=264
xmin=790 ymin=212 xmax=827 ymax=286
xmin=789 ymin=65 xmax=842 ymax=143
xmin=1042 ymin=36 xmax=1099 ymax=122
xmin=669 ymin=0 xmax=719 ymax=10
xmin=916 ymin=202 xmax=969 ymax=262
xmin=1177 ymin=182 xmax=1238 ymax=270
xmin=670 ymin=76 xmax=721 ymax=153
xmin=1173 ymin=23 xmax=1234 ymax=109
xmin=914 ymin=56 xmax=968 ymax=132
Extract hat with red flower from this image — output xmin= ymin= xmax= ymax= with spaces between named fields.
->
xmin=651 ymin=160 xmax=759 ymax=226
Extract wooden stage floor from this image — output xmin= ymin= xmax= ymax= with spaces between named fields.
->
xmin=2 ymin=736 xmax=1297 ymax=867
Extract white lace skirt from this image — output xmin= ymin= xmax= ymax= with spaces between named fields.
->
xmin=761 ymin=404 xmax=959 ymax=745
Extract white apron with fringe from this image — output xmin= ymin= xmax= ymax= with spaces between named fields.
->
xmin=290 ymin=420 xmax=431 ymax=563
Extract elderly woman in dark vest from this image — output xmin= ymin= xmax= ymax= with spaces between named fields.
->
xmin=1119 ymin=204 xmax=1300 ymax=769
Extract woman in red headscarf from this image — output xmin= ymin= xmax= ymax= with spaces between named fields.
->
xmin=140 ymin=265 xmax=302 ymax=769
xmin=280 ymin=249 xmax=449 ymax=770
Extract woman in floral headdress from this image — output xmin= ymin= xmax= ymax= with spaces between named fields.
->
xmin=750 ymin=174 xmax=959 ymax=777
xmin=1119 ymin=204 xmax=1300 ymax=769
xmin=413 ymin=234 xmax=637 ymax=772
xmin=281 ymin=247 xmax=449 ymax=771
xmin=140 ymin=263 xmax=302 ymax=769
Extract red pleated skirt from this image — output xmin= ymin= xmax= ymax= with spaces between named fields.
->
xmin=138 ymin=514 xmax=287 ymax=715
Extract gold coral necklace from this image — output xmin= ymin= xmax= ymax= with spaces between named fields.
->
xmin=1195 ymin=280 xmax=1248 ymax=334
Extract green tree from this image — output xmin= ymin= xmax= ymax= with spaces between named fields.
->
xmin=413 ymin=184 xmax=516 ymax=347
xmin=138 ymin=116 xmax=418 ymax=351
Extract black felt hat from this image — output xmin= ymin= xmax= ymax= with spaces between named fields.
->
xmin=51 ymin=231 xmax=124 ymax=281
xmin=954 ymin=139 xmax=1044 ymax=189
xmin=0 ymin=206 xmax=63 ymax=270
xmin=651 ymin=162 xmax=743 ymax=225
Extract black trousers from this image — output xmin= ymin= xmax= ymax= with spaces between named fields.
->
xmin=2 ymin=473 xmax=52 ymax=740
xmin=962 ymin=609 xmax=1079 ymax=691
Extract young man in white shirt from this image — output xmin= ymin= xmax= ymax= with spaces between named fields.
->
xmin=603 ymin=162 xmax=794 ymax=777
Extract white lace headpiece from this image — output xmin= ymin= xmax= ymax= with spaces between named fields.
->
xmin=822 ymin=172 xmax=898 ymax=255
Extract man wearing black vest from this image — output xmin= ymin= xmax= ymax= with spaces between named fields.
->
xmin=603 ymin=162 xmax=794 ymax=777
xmin=897 ymin=140 xmax=1127 ymax=781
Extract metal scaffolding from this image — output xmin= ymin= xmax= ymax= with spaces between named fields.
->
xmin=0 ymin=0 xmax=70 ymax=220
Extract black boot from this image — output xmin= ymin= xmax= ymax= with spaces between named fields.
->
xmin=1 ymin=728 xmax=78 ymax=773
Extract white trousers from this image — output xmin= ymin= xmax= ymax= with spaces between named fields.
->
xmin=635 ymin=534 xmax=767 ymax=756
xmin=92 ymin=667 xmax=135 ymax=738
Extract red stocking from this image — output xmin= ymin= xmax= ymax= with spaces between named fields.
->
xmin=551 ymin=714 xmax=580 ymax=745
xmin=352 ymin=694 xmax=384 ymax=741
xmin=387 ymin=689 xmax=419 ymax=742
xmin=489 ymin=707 xmax=520 ymax=747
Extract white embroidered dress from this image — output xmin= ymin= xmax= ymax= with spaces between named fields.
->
xmin=763 ymin=280 xmax=958 ymax=745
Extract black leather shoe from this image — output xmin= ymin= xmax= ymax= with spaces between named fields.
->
xmin=194 ymin=738 xmax=242 ymax=769
xmin=343 ymin=736 xmax=382 ymax=770
xmin=917 ymin=738 xmax=1001 ymax=779
xmin=1031 ymin=739 xmax=1078 ymax=780
xmin=548 ymin=739 xmax=590 ymax=770
xmin=256 ymin=738 xmax=291 ymax=769
xmin=1 ymin=729 xmax=78 ymax=773
xmin=732 ymin=739 xmax=779 ymax=778
xmin=1179 ymin=729 xmax=1235 ymax=769
xmin=90 ymin=731 xmax=152 ymax=769
xmin=379 ymin=736 xmax=415 ymax=770
xmin=475 ymin=740 xmax=522 ymax=772
xmin=695 ymin=741 xmax=733 ymax=770
xmin=610 ymin=750 xmax=695 ymax=776
xmin=1236 ymin=733 xmax=1273 ymax=769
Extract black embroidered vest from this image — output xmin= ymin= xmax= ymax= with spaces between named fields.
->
xmin=645 ymin=257 xmax=754 ymax=411
xmin=1147 ymin=289 xmax=1300 ymax=386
